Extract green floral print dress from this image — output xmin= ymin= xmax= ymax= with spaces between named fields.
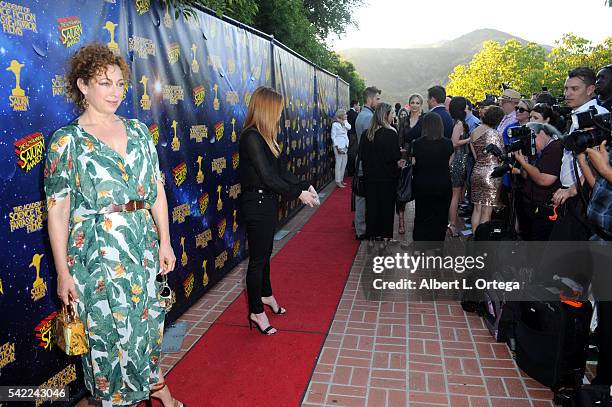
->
xmin=44 ymin=118 xmax=165 ymax=405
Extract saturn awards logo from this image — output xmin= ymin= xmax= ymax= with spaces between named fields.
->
xmin=57 ymin=16 xmax=82 ymax=47
xmin=6 ymin=59 xmax=29 ymax=111
xmin=15 ymin=132 xmax=44 ymax=172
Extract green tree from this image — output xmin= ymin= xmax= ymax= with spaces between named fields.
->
xmin=447 ymin=34 xmax=612 ymax=102
xmin=543 ymin=33 xmax=612 ymax=96
xmin=250 ymin=0 xmax=365 ymax=101
xmin=159 ymin=0 xmax=258 ymax=22
xmin=328 ymin=54 xmax=366 ymax=102
xmin=446 ymin=39 xmax=546 ymax=103
xmin=302 ymin=0 xmax=362 ymax=40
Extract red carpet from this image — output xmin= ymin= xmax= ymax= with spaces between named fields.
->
xmin=164 ymin=184 xmax=359 ymax=406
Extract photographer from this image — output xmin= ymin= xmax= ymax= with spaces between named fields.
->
xmin=596 ymin=64 xmax=612 ymax=111
xmin=550 ymin=67 xmax=608 ymax=241
xmin=513 ymin=122 xmax=563 ymax=240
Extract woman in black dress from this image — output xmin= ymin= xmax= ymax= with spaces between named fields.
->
xmin=359 ymin=103 xmax=403 ymax=245
xmin=396 ymin=94 xmax=424 ymax=234
xmin=239 ymin=87 xmax=319 ymax=335
xmin=412 ymin=113 xmax=454 ymax=241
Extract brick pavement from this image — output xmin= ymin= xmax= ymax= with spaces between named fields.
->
xmin=161 ymin=184 xmax=595 ymax=406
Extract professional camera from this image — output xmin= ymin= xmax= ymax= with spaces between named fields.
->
xmin=507 ymin=125 xmax=537 ymax=157
xmin=482 ymin=144 xmax=515 ymax=178
xmin=550 ymin=96 xmax=572 ymax=117
xmin=563 ymin=106 xmax=612 ymax=154
xmin=483 ymin=126 xmax=537 ymax=178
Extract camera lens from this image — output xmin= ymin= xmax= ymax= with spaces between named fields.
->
xmin=563 ymin=130 xmax=605 ymax=154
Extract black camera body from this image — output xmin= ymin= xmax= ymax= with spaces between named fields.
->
xmin=563 ymin=106 xmax=612 ymax=154
xmin=507 ymin=125 xmax=537 ymax=158
xmin=483 ymin=126 xmax=537 ymax=178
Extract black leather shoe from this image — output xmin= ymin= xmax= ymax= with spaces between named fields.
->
xmin=356 ymin=234 xmax=366 ymax=240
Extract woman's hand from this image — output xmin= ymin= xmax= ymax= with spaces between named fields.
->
xmin=158 ymin=241 xmax=176 ymax=275
xmin=57 ymin=272 xmax=79 ymax=306
xmin=299 ymin=190 xmax=317 ymax=207
xmin=397 ymin=159 xmax=407 ymax=168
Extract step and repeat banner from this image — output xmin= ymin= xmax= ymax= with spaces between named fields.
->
xmin=0 ymin=1 xmax=348 ymax=405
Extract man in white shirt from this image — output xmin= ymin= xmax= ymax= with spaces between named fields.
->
xmin=497 ymin=88 xmax=521 ymax=136
xmin=550 ymin=67 xmax=609 ymax=240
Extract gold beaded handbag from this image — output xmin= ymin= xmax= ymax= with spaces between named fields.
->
xmin=55 ymin=302 xmax=89 ymax=356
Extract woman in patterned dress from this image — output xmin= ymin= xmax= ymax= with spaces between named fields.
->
xmin=469 ymin=106 xmax=505 ymax=234
xmin=448 ymin=97 xmax=471 ymax=236
xmin=45 ymin=44 xmax=184 ymax=407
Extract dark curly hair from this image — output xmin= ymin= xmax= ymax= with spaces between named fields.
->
xmin=66 ymin=43 xmax=129 ymax=112
xmin=481 ymin=105 xmax=505 ymax=128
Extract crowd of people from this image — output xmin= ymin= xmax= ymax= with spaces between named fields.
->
xmin=342 ymin=65 xmax=611 ymax=246
xmin=340 ymin=64 xmax=612 ymax=387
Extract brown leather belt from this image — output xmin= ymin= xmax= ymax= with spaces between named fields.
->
xmin=102 ymin=200 xmax=149 ymax=214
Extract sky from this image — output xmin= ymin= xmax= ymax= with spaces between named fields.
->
xmin=331 ymin=0 xmax=612 ymax=50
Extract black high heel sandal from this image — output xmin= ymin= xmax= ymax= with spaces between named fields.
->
xmin=248 ymin=315 xmax=276 ymax=335
xmin=263 ymin=302 xmax=286 ymax=315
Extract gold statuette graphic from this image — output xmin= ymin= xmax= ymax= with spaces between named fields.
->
xmin=30 ymin=253 xmax=47 ymax=301
xmin=196 ymin=155 xmax=204 ymax=184
xmin=180 ymin=236 xmax=188 ymax=266
xmin=171 ymin=120 xmax=180 ymax=151
xmin=6 ymin=60 xmax=29 ymax=111
xmin=163 ymin=3 xmax=173 ymax=28
xmin=232 ymin=209 xmax=237 ymax=232
xmin=231 ymin=117 xmax=237 ymax=142
xmin=213 ymin=84 xmax=220 ymax=111
xmin=0 ymin=277 xmax=4 ymax=295
xmin=202 ymin=260 xmax=209 ymax=287
xmin=139 ymin=75 xmax=151 ymax=110
xmin=191 ymin=43 xmax=199 ymax=73
xmin=103 ymin=21 xmax=119 ymax=54
xmin=217 ymin=185 xmax=223 ymax=211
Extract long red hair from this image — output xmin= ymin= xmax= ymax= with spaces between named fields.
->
xmin=242 ymin=86 xmax=283 ymax=157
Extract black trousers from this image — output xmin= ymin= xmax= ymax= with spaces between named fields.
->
xmin=241 ymin=190 xmax=277 ymax=314
xmin=365 ymin=179 xmax=396 ymax=239
xmin=413 ymin=187 xmax=451 ymax=242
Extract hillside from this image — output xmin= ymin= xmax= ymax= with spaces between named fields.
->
xmin=340 ymin=29 xmax=550 ymax=104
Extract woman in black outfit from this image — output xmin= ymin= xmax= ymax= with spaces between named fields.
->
xmin=396 ymin=95 xmax=423 ymax=234
xmin=239 ymin=87 xmax=318 ymax=335
xmin=359 ymin=102 xmax=403 ymax=245
xmin=412 ymin=113 xmax=454 ymax=242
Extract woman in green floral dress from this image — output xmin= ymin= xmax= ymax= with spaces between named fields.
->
xmin=45 ymin=44 xmax=184 ymax=407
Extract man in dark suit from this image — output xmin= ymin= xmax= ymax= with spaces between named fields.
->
xmin=346 ymin=100 xmax=360 ymax=176
xmin=427 ymin=85 xmax=453 ymax=139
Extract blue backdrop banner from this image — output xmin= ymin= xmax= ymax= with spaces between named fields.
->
xmin=0 ymin=1 xmax=348 ymax=405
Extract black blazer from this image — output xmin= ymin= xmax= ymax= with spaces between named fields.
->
xmin=430 ymin=106 xmax=454 ymax=139
xmin=347 ymin=108 xmax=358 ymax=136
xmin=239 ymin=128 xmax=310 ymax=199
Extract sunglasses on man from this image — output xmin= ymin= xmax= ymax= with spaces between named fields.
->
xmin=515 ymin=106 xmax=531 ymax=113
